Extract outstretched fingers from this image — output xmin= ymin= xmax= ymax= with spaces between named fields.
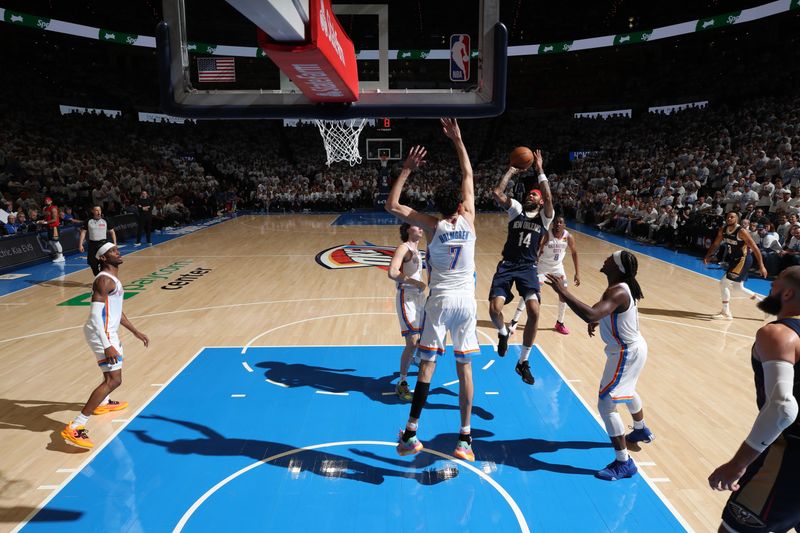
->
xmin=532 ymin=149 xmax=543 ymax=168
xmin=404 ymin=145 xmax=427 ymax=170
xmin=440 ymin=118 xmax=461 ymax=139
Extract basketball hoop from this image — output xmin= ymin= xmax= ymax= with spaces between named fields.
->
xmin=379 ymin=153 xmax=389 ymax=168
xmin=314 ymin=119 xmax=367 ymax=166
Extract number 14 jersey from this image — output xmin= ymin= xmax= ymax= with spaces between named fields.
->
xmin=501 ymin=199 xmax=552 ymax=264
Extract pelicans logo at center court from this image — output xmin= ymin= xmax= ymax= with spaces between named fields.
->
xmin=315 ymin=241 xmax=426 ymax=271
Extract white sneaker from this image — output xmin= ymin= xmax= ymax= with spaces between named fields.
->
xmin=134 ymin=243 xmax=142 ymax=247
xmin=52 ymin=255 xmax=65 ymax=263
xmin=712 ymin=310 xmax=733 ymax=320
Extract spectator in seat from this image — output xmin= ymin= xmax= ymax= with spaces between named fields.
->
xmin=2 ymin=213 xmax=18 ymax=236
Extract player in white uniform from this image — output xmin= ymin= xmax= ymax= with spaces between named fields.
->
xmin=388 ymin=223 xmax=427 ymax=401
xmin=545 ymin=250 xmax=655 ymax=481
xmin=385 ymin=119 xmax=479 ymax=462
xmin=509 ymin=215 xmax=580 ymax=335
xmin=61 ymin=243 xmax=149 ymax=448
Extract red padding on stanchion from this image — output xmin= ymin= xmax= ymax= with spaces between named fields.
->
xmin=257 ymin=0 xmax=359 ymax=103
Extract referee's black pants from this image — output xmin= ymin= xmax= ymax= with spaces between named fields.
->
xmin=87 ymin=241 xmax=103 ymax=276
xmin=137 ymin=215 xmax=152 ymax=244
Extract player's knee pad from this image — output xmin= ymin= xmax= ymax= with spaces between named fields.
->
xmin=626 ymin=393 xmax=643 ymax=414
xmin=597 ymin=395 xmax=625 ymax=437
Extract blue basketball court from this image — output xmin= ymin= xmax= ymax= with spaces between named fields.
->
xmin=22 ymin=344 xmax=688 ymax=532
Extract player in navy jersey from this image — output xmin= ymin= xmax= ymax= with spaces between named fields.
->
xmin=709 ymin=266 xmax=799 ymax=533
xmin=704 ymin=211 xmax=767 ymax=320
xmin=489 ymin=151 xmax=554 ymax=385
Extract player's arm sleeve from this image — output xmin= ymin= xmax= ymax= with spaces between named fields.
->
xmin=508 ymin=199 xmax=523 ymax=221
xmin=88 ymin=302 xmax=113 ymax=349
xmin=540 ymin=210 xmax=554 ymax=230
xmin=744 ymin=360 xmax=798 ymax=452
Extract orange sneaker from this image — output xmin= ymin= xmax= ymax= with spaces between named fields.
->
xmin=453 ymin=439 xmax=475 ymax=462
xmin=93 ymin=400 xmax=128 ymax=415
xmin=61 ymin=423 xmax=94 ymax=449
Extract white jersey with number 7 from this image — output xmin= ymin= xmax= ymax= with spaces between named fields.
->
xmin=426 ymin=216 xmax=476 ymax=294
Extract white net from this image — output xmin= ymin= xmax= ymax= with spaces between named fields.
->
xmin=314 ymin=119 xmax=367 ymax=166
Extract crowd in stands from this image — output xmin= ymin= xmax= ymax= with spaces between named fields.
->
xmin=2 ymin=94 xmax=800 ymax=278
xmin=541 ymin=96 xmax=800 ymax=278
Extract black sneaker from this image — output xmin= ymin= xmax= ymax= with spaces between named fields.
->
xmin=508 ymin=320 xmax=519 ymax=336
xmin=498 ymin=332 xmax=509 ymax=357
xmin=515 ymin=360 xmax=535 ymax=385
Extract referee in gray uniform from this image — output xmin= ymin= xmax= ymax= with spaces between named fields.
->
xmin=79 ymin=206 xmax=116 ymax=275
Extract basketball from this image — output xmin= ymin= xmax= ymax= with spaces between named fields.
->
xmin=510 ymin=146 xmax=534 ymax=170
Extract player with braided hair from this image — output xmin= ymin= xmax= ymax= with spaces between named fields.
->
xmin=545 ymin=250 xmax=654 ymax=481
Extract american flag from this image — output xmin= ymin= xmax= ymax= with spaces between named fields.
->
xmin=197 ymin=57 xmax=236 ymax=82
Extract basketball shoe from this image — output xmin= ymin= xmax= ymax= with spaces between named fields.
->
xmin=395 ymin=381 xmax=412 ymax=402
xmin=626 ymin=426 xmax=655 ymax=444
xmin=712 ymin=310 xmax=733 ymax=320
xmin=93 ymin=400 xmax=128 ymax=415
xmin=396 ymin=430 xmax=423 ymax=456
xmin=61 ymin=423 xmax=94 ymax=449
xmin=515 ymin=360 xmax=535 ymax=385
xmin=498 ymin=332 xmax=509 ymax=357
xmin=595 ymin=458 xmax=637 ymax=481
xmin=554 ymin=321 xmax=570 ymax=335
xmin=453 ymin=439 xmax=475 ymax=462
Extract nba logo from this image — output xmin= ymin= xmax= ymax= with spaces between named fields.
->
xmin=450 ymin=34 xmax=470 ymax=82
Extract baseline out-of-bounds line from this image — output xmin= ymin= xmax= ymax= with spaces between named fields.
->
xmin=172 ymin=441 xmax=529 ymax=533
xmin=11 ymin=347 xmax=209 ymax=533
xmin=534 ymin=344 xmax=695 ymax=533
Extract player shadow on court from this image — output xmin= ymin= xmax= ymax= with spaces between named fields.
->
xmin=131 ymin=415 xmax=457 ymax=486
xmin=0 ymin=506 xmax=83 ymax=524
xmin=0 ymin=475 xmax=82 ymax=524
xmin=350 ymin=429 xmax=608 ymax=476
xmin=637 ymin=306 xmax=762 ymax=322
xmin=254 ymin=361 xmax=495 ymax=420
xmin=24 ymin=279 xmax=92 ymax=289
xmin=0 ymin=399 xmax=90 ymax=454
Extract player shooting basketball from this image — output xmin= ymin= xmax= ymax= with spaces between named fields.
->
xmin=488 ymin=148 xmax=554 ymax=385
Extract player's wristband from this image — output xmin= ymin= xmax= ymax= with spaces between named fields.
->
xmin=538 ymin=173 xmax=548 ymax=183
